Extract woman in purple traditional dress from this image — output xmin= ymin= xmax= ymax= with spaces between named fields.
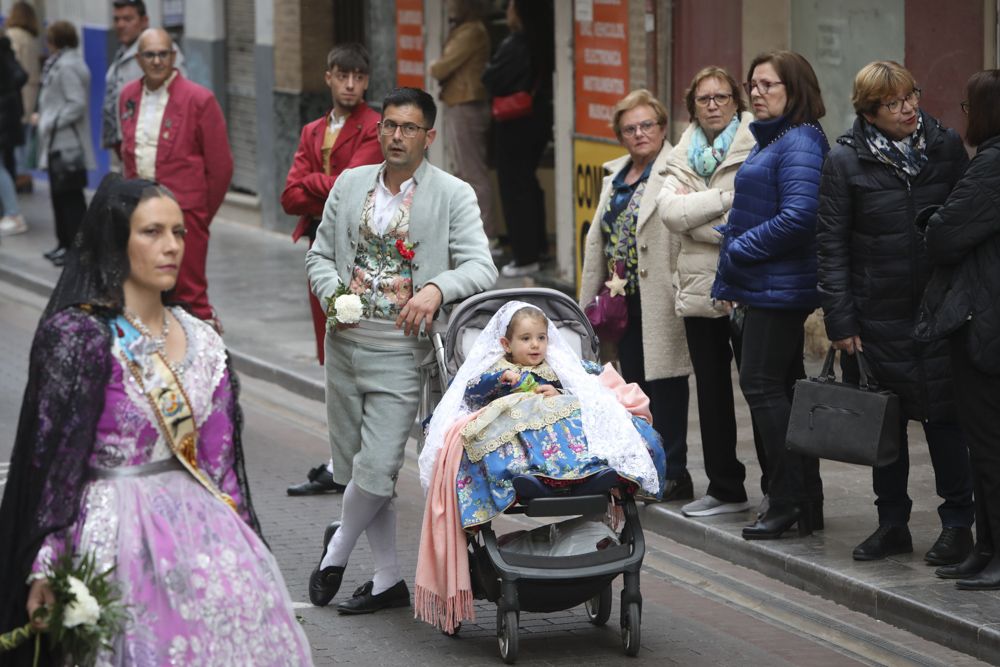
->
xmin=0 ymin=174 xmax=313 ymax=666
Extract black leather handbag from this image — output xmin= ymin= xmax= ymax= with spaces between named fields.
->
xmin=786 ymin=348 xmax=901 ymax=467
xmin=47 ymin=112 xmax=87 ymax=195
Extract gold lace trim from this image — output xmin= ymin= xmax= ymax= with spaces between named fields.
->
xmin=461 ymin=394 xmax=581 ymax=462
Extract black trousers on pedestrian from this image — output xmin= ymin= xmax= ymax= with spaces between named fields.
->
xmin=618 ymin=292 xmax=690 ymax=481
xmin=738 ymin=306 xmax=821 ymax=507
xmin=684 ymin=315 xmax=768 ymax=502
xmin=950 ymin=327 xmax=1000 ymax=550
xmin=839 ymin=354 xmax=975 ymax=527
xmin=493 ymin=106 xmax=552 ymax=265
xmin=49 ymin=181 xmax=86 ymax=250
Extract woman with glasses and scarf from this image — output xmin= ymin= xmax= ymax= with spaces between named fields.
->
xmin=658 ymin=66 xmax=762 ymax=519
xmin=713 ymin=50 xmax=828 ymax=540
xmin=817 ymin=61 xmax=973 ymax=565
xmin=917 ymin=69 xmax=1000 ymax=589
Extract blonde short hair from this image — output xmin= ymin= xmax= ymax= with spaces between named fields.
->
xmin=852 ymin=61 xmax=917 ymax=115
xmin=611 ymin=89 xmax=668 ymax=139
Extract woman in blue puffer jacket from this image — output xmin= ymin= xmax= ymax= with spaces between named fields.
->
xmin=712 ymin=50 xmax=830 ymax=540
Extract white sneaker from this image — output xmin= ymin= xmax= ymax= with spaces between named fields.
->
xmin=681 ymin=495 xmax=752 ymax=517
xmin=0 ymin=214 xmax=27 ymax=236
xmin=500 ymin=260 xmax=540 ymax=278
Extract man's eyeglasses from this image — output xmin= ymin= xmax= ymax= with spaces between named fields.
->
xmin=880 ymin=88 xmax=921 ymax=114
xmin=960 ymin=100 xmax=970 ymax=115
xmin=621 ymin=119 xmax=660 ymax=138
xmin=378 ymin=120 xmax=430 ymax=138
xmin=694 ymin=93 xmax=734 ymax=108
xmin=140 ymin=50 xmax=173 ymax=62
xmin=743 ymin=80 xmax=784 ymax=96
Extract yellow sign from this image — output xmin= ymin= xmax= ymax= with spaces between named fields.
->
xmin=573 ymin=138 xmax=625 ymax=292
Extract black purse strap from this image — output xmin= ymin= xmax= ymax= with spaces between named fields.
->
xmin=819 ymin=347 xmax=879 ymax=391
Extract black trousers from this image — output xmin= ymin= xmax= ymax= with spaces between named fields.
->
xmin=618 ymin=292 xmax=690 ymax=480
xmin=493 ymin=106 xmax=552 ymax=265
xmin=738 ymin=307 xmax=821 ymax=507
xmin=839 ymin=354 xmax=975 ymax=527
xmin=49 ymin=181 xmax=87 ymax=250
xmin=950 ymin=327 xmax=1000 ymax=550
xmin=684 ymin=315 xmax=768 ymax=502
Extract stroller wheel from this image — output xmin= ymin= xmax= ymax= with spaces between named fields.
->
xmin=497 ymin=606 xmax=519 ymax=664
xmin=621 ymin=601 xmax=641 ymax=656
xmin=584 ymin=584 xmax=612 ymax=626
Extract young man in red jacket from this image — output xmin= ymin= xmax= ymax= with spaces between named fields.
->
xmin=282 ymin=43 xmax=381 ymax=496
xmin=118 ymin=28 xmax=233 ymax=327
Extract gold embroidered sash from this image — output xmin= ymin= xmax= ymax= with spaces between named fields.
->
xmin=121 ymin=348 xmax=238 ymax=513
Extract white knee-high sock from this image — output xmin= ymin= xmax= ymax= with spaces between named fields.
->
xmin=320 ymin=481 xmax=389 ymax=569
xmin=366 ymin=498 xmax=400 ymax=595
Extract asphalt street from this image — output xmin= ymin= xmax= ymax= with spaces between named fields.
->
xmin=0 ymin=284 xmax=987 ymax=666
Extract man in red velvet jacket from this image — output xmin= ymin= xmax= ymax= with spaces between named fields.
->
xmin=118 ymin=28 xmax=233 ymax=326
xmin=282 ymin=43 xmax=381 ymax=365
xmin=281 ymin=43 xmax=381 ymax=496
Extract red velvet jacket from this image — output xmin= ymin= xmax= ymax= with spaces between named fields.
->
xmin=281 ymin=102 xmax=382 ymax=242
xmin=119 ymin=73 xmax=233 ymax=220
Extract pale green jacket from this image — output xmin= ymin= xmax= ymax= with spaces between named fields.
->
xmin=306 ymin=159 xmax=497 ymax=308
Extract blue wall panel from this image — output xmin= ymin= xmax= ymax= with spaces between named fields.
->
xmin=82 ymin=25 xmax=111 ymax=185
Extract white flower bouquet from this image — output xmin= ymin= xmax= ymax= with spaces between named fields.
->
xmin=0 ymin=551 xmax=128 ymax=664
xmin=325 ymin=285 xmax=368 ymax=328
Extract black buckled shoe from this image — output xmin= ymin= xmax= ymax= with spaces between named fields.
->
xmin=936 ymin=548 xmax=994 ymax=579
xmin=308 ymin=521 xmax=343 ymax=606
xmin=288 ymin=464 xmax=347 ymax=496
xmin=924 ymin=526 xmax=974 ymax=566
xmin=660 ymin=473 xmax=694 ymax=502
xmin=336 ymin=579 xmax=410 ymax=615
xmin=852 ymin=524 xmax=912 ymax=561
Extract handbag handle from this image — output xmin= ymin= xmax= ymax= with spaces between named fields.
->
xmin=819 ymin=347 xmax=879 ymax=391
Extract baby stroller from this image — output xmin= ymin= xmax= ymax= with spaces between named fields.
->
xmin=426 ymin=287 xmax=646 ymax=664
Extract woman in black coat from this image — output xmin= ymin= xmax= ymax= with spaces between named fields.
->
xmin=818 ymin=61 xmax=973 ymax=564
xmin=481 ymin=0 xmax=553 ymax=277
xmin=917 ymin=69 xmax=1000 ymax=590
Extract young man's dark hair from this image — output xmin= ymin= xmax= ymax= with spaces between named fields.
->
xmin=326 ymin=43 xmax=370 ymax=74
xmin=112 ymin=0 xmax=147 ymax=17
xmin=382 ymin=87 xmax=437 ymax=128
xmin=964 ymin=69 xmax=1000 ymax=147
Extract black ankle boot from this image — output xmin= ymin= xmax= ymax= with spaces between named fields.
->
xmin=956 ymin=555 xmax=1000 ymax=590
xmin=936 ymin=548 xmax=994 ymax=579
xmin=742 ymin=504 xmax=812 ymax=540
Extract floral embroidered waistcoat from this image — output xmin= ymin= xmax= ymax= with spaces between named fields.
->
xmin=349 ymin=184 xmax=417 ymax=320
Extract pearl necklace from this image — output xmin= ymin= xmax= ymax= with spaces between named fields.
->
xmin=124 ymin=308 xmax=170 ymax=354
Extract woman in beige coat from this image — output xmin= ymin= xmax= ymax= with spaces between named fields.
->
xmin=579 ymin=89 xmax=693 ymax=500
xmin=657 ymin=67 xmax=762 ymax=518
xmin=5 ymin=1 xmax=40 ymax=191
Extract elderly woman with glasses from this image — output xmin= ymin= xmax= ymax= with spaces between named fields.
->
xmin=917 ymin=70 xmax=1000 ymax=589
xmin=657 ymin=66 xmax=763 ymax=519
xmin=580 ymin=89 xmax=693 ymax=501
xmin=712 ymin=50 xmax=829 ymax=540
xmin=817 ymin=61 xmax=973 ymax=565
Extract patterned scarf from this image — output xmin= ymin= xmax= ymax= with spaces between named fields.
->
xmin=862 ymin=113 xmax=928 ymax=181
xmin=688 ymin=115 xmax=740 ymax=179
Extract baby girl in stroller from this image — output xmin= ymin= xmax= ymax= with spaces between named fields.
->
xmin=420 ymin=300 xmax=666 ymax=530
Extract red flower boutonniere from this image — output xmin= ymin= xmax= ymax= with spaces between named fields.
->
xmin=395 ymin=239 xmax=418 ymax=261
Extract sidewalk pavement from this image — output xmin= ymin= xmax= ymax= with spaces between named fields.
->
xmin=3 ymin=181 xmax=999 ymax=664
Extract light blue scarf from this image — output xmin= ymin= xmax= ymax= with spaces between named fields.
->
xmin=688 ymin=115 xmax=740 ymax=180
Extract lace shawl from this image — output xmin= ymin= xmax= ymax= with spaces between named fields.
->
xmin=419 ymin=300 xmax=658 ymax=494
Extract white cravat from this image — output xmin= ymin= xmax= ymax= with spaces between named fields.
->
xmin=372 ymin=169 xmax=415 ymax=235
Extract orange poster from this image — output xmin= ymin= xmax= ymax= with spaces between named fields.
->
xmin=574 ymin=0 xmax=629 ymax=140
xmin=396 ymin=0 xmax=425 ymax=88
